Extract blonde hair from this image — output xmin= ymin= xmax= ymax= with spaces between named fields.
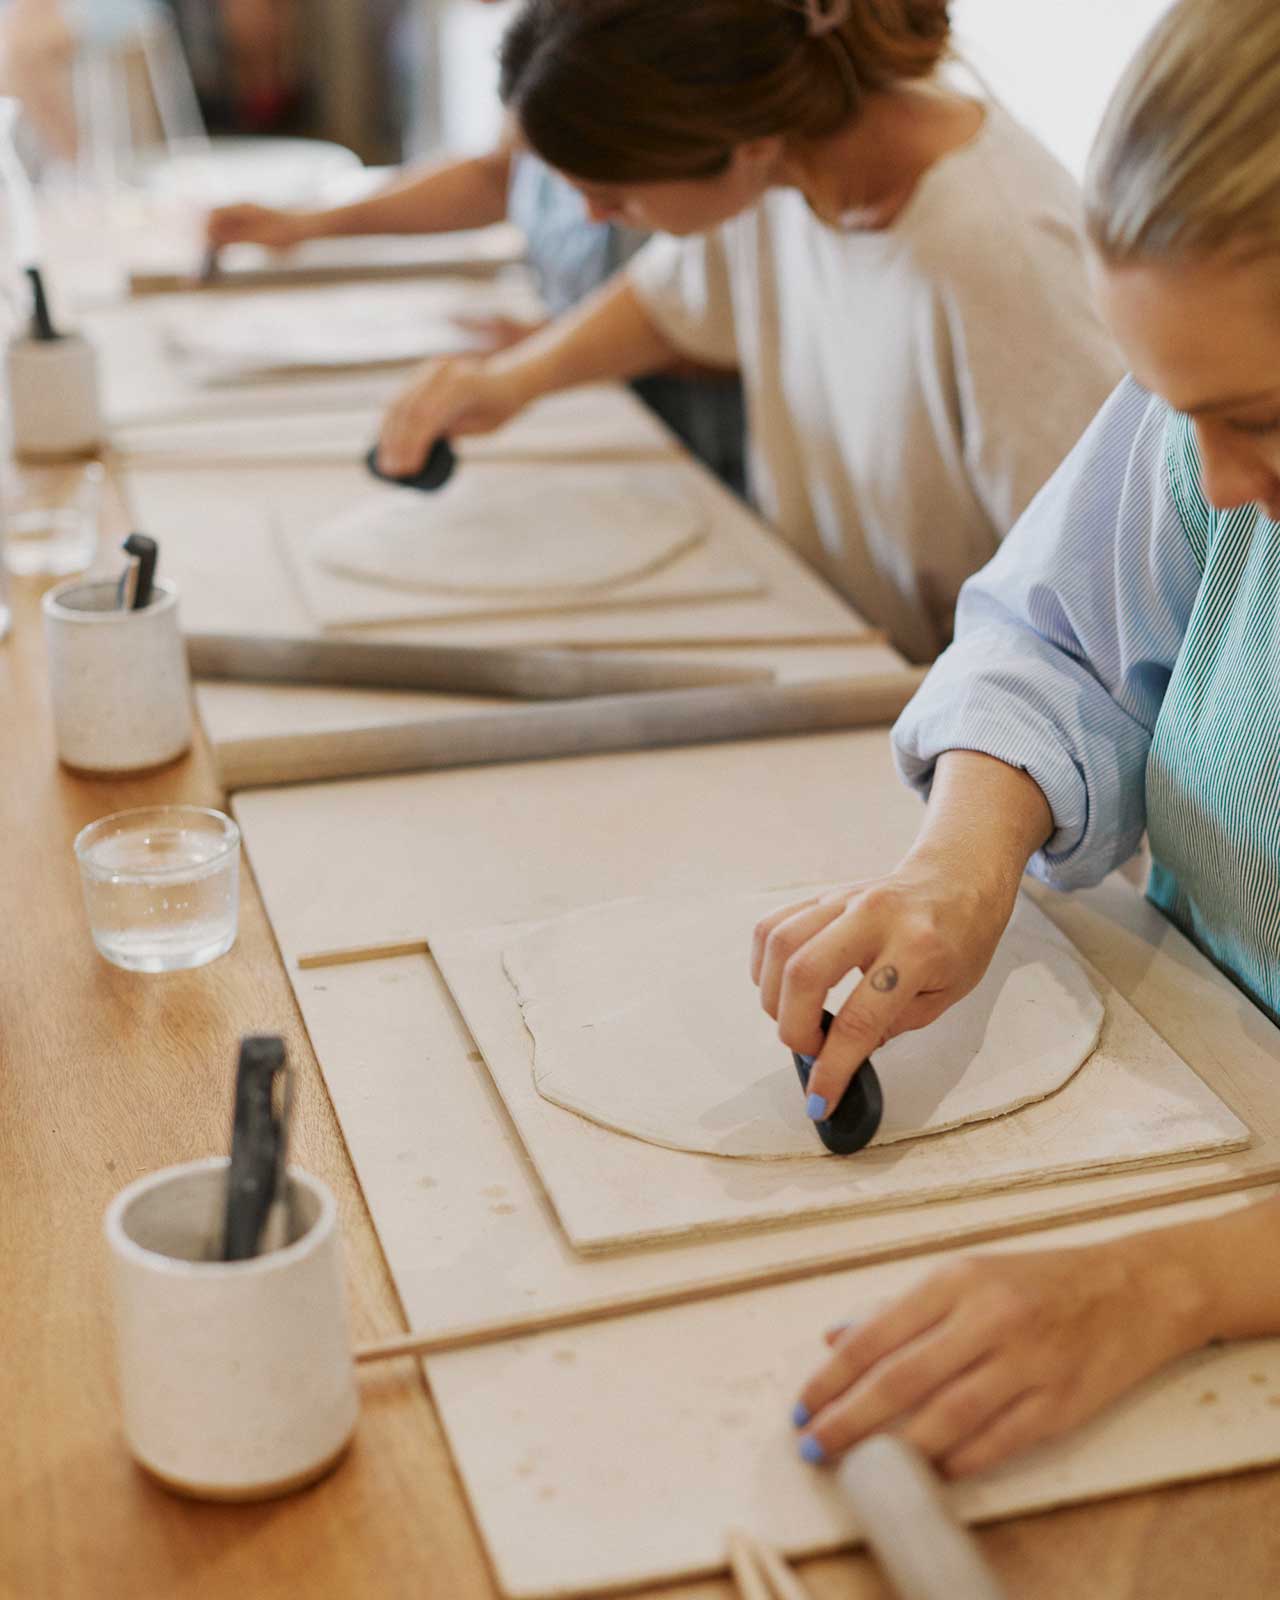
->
xmin=1086 ymin=0 xmax=1280 ymax=265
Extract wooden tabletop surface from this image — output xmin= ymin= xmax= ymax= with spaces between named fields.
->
xmin=5 ymin=475 xmax=1279 ymax=1600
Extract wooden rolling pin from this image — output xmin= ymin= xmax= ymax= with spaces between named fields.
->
xmin=216 ymin=669 xmax=928 ymax=790
xmin=837 ymin=1436 xmax=1008 ymax=1600
xmin=186 ymin=630 xmax=775 ymax=701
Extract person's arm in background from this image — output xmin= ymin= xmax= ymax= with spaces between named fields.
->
xmin=375 ymin=271 xmax=688 ymax=472
xmin=206 ymin=128 xmax=517 ymax=249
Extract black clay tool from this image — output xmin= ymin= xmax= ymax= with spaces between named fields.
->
xmin=792 ymin=1009 xmax=883 ymax=1155
xmin=366 ymin=436 xmax=456 ymax=493
xmin=222 ymin=1036 xmax=292 ymax=1261
xmin=117 ymin=533 xmax=158 ymax=610
xmin=26 ymin=265 xmax=59 ymax=341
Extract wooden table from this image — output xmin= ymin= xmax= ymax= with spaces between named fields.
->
xmin=6 ymin=490 xmax=1280 ymax=1600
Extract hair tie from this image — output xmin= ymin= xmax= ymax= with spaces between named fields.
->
xmin=805 ymin=0 xmax=851 ymax=36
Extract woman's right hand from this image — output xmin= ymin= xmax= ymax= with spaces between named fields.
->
xmin=375 ymin=356 xmax=533 ymax=477
xmin=751 ymin=856 xmax=1018 ymax=1119
xmin=205 ymin=203 xmax=310 ymax=251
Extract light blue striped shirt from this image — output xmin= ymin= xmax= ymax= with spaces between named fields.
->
xmin=893 ymin=375 xmax=1200 ymax=889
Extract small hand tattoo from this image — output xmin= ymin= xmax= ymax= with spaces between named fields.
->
xmin=869 ymin=965 xmax=899 ymax=993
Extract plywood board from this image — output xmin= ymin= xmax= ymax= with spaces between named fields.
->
xmin=425 ymin=1188 xmax=1280 ymax=1599
xmin=112 ymin=384 xmax=681 ymax=467
xmin=232 ymin=731 xmax=1280 ymax=1347
xmin=127 ymin=222 xmax=527 ymax=294
xmin=126 ymin=459 xmax=869 ymax=648
xmin=150 ymin=277 xmax=546 ymax=383
xmin=429 ymin=900 xmax=1247 ymax=1251
xmin=88 ymin=272 xmax=540 ymax=427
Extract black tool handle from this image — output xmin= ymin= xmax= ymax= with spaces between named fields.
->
xmin=366 ymin=436 xmax=456 ymax=493
xmin=792 ymin=1009 xmax=884 ymax=1155
xmin=26 ymin=266 xmax=59 ymax=341
xmin=222 ymin=1036 xmax=288 ymax=1261
xmin=122 ymin=533 xmax=158 ymax=610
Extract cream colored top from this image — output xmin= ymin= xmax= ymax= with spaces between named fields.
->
xmin=628 ymin=104 xmax=1123 ymax=662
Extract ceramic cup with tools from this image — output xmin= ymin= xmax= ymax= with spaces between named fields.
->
xmin=42 ymin=576 xmax=191 ymax=772
xmin=104 ymin=1156 xmax=358 ymax=1500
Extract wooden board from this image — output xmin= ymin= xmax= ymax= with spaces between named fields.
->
xmin=231 ymin=732 xmax=1280 ymax=1349
xmin=127 ymin=223 xmax=528 ymax=295
xmin=88 ymin=272 xmax=541 ymax=428
xmin=429 ymin=904 xmax=1247 ymax=1251
xmin=125 ymin=458 xmax=869 ymax=648
xmin=424 ymin=1188 xmax=1280 ymax=1598
xmin=112 ymin=384 xmax=682 ymax=467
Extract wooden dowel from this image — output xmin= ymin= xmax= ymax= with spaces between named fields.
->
xmin=837 ymin=1437 xmax=1008 ymax=1600
xmin=186 ymin=630 xmax=775 ymax=700
xmin=297 ymin=940 xmax=429 ymax=971
xmin=726 ymin=1531 xmax=776 ymax=1600
xmin=217 ymin=671 xmax=928 ymax=791
xmin=750 ymin=1534 xmax=817 ymax=1600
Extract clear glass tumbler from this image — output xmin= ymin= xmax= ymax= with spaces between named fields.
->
xmin=3 ymin=460 xmax=104 ymax=577
xmin=74 ymin=805 xmax=240 ymax=973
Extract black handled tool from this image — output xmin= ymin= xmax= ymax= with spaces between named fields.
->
xmin=117 ymin=533 xmax=158 ymax=610
xmin=365 ymin=436 xmax=456 ymax=493
xmin=26 ymin=265 xmax=59 ymax=341
xmin=792 ymin=1009 xmax=884 ymax=1155
xmin=222 ymin=1036 xmax=292 ymax=1261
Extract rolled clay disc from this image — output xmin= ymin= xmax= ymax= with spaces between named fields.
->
xmin=502 ymin=891 xmax=1104 ymax=1159
xmin=308 ymin=464 xmax=707 ymax=597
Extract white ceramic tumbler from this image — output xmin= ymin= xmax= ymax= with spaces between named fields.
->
xmin=7 ymin=332 xmax=104 ymax=459
xmin=43 ymin=578 xmax=192 ymax=772
xmin=104 ymin=1157 xmax=358 ymax=1500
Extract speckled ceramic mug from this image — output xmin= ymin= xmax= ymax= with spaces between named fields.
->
xmin=43 ymin=578 xmax=192 ymax=773
xmin=104 ymin=1157 xmax=358 ymax=1501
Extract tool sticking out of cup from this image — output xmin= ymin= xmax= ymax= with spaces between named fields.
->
xmin=223 ymin=1034 xmax=295 ymax=1260
xmin=115 ymin=533 xmax=159 ymax=611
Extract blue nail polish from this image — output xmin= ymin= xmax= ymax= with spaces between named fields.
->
xmin=791 ymin=1401 xmax=811 ymax=1428
xmin=799 ymin=1435 xmax=827 ymax=1466
xmin=806 ymin=1092 xmax=828 ymax=1120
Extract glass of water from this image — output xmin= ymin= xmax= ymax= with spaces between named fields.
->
xmin=3 ymin=461 xmax=104 ymax=578
xmin=74 ymin=806 xmax=240 ymax=973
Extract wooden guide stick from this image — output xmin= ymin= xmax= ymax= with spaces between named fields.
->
xmin=186 ymin=630 xmax=775 ymax=700
xmin=217 ymin=670 xmax=928 ymax=791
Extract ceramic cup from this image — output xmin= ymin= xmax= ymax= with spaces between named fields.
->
xmin=7 ymin=332 xmax=104 ymax=459
xmin=104 ymin=1157 xmax=358 ymax=1501
xmin=43 ymin=578 xmax=192 ymax=773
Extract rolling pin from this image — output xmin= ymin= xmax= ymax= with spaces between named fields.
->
xmin=185 ymin=630 xmax=776 ymax=701
xmin=836 ymin=1436 xmax=1008 ymax=1600
xmin=215 ymin=669 xmax=927 ymax=790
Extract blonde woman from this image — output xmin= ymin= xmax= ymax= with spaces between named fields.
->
xmin=756 ymin=0 xmax=1280 ymax=1475
xmin=375 ymin=0 xmax=1120 ymax=663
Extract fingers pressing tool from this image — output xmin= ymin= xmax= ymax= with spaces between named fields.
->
xmin=365 ymin=436 xmax=456 ymax=493
xmin=791 ymin=1008 xmax=883 ymax=1154
xmin=222 ymin=1035 xmax=294 ymax=1261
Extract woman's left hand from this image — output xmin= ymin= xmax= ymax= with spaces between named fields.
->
xmin=794 ymin=1239 xmax=1209 ymax=1477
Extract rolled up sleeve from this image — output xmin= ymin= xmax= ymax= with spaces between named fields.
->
xmin=893 ymin=377 xmax=1202 ymax=889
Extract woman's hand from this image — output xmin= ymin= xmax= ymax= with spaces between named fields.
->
xmin=793 ymin=1237 xmax=1209 ymax=1477
xmin=375 ymin=355 xmax=533 ymax=476
xmin=205 ymin=203 xmax=310 ymax=250
xmin=752 ymin=750 xmax=1055 ymax=1118
xmin=752 ymin=859 xmax=1015 ymax=1119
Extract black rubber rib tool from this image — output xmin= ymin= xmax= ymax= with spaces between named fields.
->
xmin=366 ymin=436 xmax=456 ymax=493
xmin=222 ymin=1036 xmax=291 ymax=1261
xmin=792 ymin=1009 xmax=884 ymax=1155
xmin=118 ymin=533 xmax=158 ymax=610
